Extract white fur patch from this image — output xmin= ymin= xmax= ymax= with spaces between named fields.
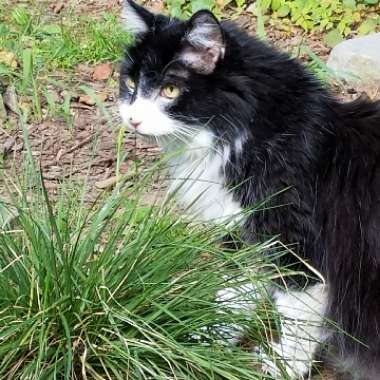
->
xmin=222 ymin=145 xmax=230 ymax=166
xmin=121 ymin=1 xmax=149 ymax=35
xmin=119 ymin=97 xmax=178 ymax=137
xmin=193 ymin=275 xmax=261 ymax=345
xmin=187 ymin=23 xmax=225 ymax=55
xmin=234 ymin=136 xmax=245 ymax=153
xmin=167 ymin=130 xmax=243 ymax=224
xmin=265 ymin=284 xmax=329 ymax=379
xmin=210 ymin=280 xmax=329 ymax=379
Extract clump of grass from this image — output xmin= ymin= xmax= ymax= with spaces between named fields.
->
xmin=1 ymin=5 xmax=130 ymax=71
xmin=0 ymin=165 xmax=284 ymax=379
xmin=0 ymin=2 xmax=131 ymax=123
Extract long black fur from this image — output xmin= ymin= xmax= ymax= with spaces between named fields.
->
xmin=120 ymin=2 xmax=380 ymax=377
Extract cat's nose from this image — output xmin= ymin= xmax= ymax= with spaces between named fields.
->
xmin=128 ymin=117 xmax=142 ymax=129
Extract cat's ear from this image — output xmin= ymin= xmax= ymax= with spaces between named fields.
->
xmin=179 ymin=11 xmax=225 ymax=75
xmin=122 ymin=0 xmax=154 ymax=36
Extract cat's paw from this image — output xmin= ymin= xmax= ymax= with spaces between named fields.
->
xmin=216 ymin=280 xmax=260 ymax=311
xmin=258 ymin=346 xmax=311 ymax=380
xmin=190 ymin=278 xmax=260 ymax=346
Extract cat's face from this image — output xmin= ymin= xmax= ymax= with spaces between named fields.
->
xmin=119 ymin=0 xmax=226 ymax=143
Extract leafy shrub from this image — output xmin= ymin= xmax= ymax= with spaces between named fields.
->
xmin=164 ymin=0 xmax=380 ymax=43
xmin=165 ymin=0 xmax=246 ymax=18
xmin=1 ymin=6 xmax=132 ymax=70
xmin=260 ymin=0 xmax=380 ymax=36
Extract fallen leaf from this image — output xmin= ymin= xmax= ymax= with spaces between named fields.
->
xmin=79 ymin=92 xmax=108 ymax=106
xmin=95 ymin=176 xmax=119 ymax=189
xmin=92 ymin=63 xmax=113 ymax=81
xmin=0 ymin=50 xmax=18 ymax=69
xmin=19 ymin=99 xmax=32 ymax=115
xmin=56 ymin=148 xmax=65 ymax=162
xmin=79 ymin=95 xmax=96 ymax=106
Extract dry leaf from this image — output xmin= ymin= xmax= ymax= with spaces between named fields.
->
xmin=92 ymin=63 xmax=113 ymax=81
xmin=79 ymin=92 xmax=108 ymax=106
xmin=95 ymin=176 xmax=118 ymax=189
xmin=0 ymin=50 xmax=17 ymax=69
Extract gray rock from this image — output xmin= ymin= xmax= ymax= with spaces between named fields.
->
xmin=327 ymin=33 xmax=380 ymax=93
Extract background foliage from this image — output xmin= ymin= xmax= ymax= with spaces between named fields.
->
xmin=166 ymin=0 xmax=380 ymax=43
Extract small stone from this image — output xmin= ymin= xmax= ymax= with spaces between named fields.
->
xmin=92 ymin=63 xmax=113 ymax=81
xmin=327 ymin=33 xmax=380 ymax=93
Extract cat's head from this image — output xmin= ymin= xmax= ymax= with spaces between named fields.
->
xmin=119 ymin=0 xmax=230 ymax=145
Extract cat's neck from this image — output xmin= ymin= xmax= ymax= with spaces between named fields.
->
xmin=160 ymin=129 xmax=243 ymax=223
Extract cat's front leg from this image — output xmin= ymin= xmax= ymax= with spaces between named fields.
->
xmin=212 ymin=279 xmax=263 ymax=344
xmin=212 ymin=281 xmax=329 ymax=380
xmin=191 ymin=276 xmax=263 ymax=344
xmin=261 ymin=284 xmax=329 ymax=379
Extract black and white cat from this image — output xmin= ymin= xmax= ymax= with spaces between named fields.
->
xmin=118 ymin=1 xmax=380 ymax=379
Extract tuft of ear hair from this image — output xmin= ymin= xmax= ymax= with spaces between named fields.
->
xmin=178 ymin=11 xmax=225 ymax=75
xmin=121 ymin=0 xmax=154 ymax=35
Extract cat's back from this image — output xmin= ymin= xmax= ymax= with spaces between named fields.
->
xmin=334 ymin=96 xmax=380 ymax=169
xmin=320 ymin=96 xmax=380 ymax=261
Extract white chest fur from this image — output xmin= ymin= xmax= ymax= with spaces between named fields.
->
xmin=165 ymin=131 xmax=243 ymax=224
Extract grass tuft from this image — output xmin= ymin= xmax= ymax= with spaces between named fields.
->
xmin=0 ymin=165 xmax=284 ymax=379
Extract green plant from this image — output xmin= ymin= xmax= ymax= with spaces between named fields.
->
xmin=256 ymin=0 xmax=380 ymax=44
xmin=0 ymin=158 xmax=288 ymax=379
xmin=165 ymin=0 xmax=247 ymax=18
xmin=0 ymin=2 xmax=132 ymax=121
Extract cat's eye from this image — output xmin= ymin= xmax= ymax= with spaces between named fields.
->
xmin=126 ymin=77 xmax=136 ymax=91
xmin=161 ymin=84 xmax=180 ymax=99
